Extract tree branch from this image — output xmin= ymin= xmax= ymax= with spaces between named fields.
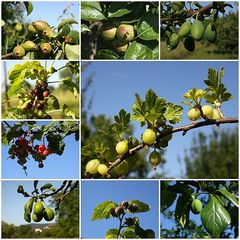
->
xmin=161 ymin=3 xmax=214 ymax=24
xmin=108 ymin=117 xmax=238 ymax=174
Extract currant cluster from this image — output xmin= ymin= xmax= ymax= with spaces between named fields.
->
xmin=8 ymin=136 xmax=52 ymax=173
xmin=18 ymin=79 xmax=52 ymax=119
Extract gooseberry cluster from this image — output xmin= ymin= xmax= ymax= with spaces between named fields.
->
xmin=100 ymin=22 xmax=135 ymax=54
xmin=24 ymin=199 xmax=55 ymax=223
xmin=187 ymin=103 xmax=222 ymax=122
xmin=8 ymin=136 xmax=52 ymax=173
xmin=110 ymin=201 xmax=138 ymax=218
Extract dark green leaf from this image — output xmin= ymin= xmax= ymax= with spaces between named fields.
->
xmin=105 ymin=229 xmax=118 ymax=239
xmin=175 ymin=195 xmax=191 ymax=227
xmin=215 ymin=189 xmax=238 ymax=207
xmin=161 ymin=189 xmax=177 ymax=211
xmin=40 ymin=183 xmax=53 ymax=192
xmin=23 ymin=2 xmax=33 ymax=15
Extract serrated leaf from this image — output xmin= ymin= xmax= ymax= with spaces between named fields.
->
xmin=201 ymin=195 xmax=231 ymax=238
xmin=145 ymin=89 xmax=157 ymax=111
xmin=92 ymin=201 xmax=118 ymax=220
xmin=164 ymin=103 xmax=183 ymax=124
xmin=105 ymin=229 xmax=118 ymax=239
xmin=128 ymin=200 xmax=150 ymax=213
xmin=215 ymin=189 xmax=238 ymax=207
xmin=121 ymin=228 xmax=136 ymax=238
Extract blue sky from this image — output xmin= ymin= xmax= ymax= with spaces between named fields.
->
xmin=81 ymin=180 xmax=159 ymax=238
xmin=2 ymin=121 xmax=79 ymax=179
xmin=22 ymin=1 xmax=79 ymax=30
xmin=82 ymin=61 xmax=238 ymax=178
xmin=2 ymin=180 xmax=66 ymax=226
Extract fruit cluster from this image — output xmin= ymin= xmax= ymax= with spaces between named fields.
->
xmin=17 ymin=71 xmax=54 ymax=119
xmin=13 ymin=20 xmax=55 ymax=58
xmin=110 ymin=201 xmax=138 ymax=218
xmin=24 ymin=199 xmax=55 ymax=223
xmin=100 ymin=22 xmax=135 ymax=54
xmin=8 ymin=136 xmax=52 ymax=172
xmin=166 ymin=19 xmax=217 ymax=51
xmin=187 ymin=103 xmax=222 ymax=122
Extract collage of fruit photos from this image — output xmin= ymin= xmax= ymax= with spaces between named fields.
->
xmin=0 ymin=0 xmax=239 ymax=239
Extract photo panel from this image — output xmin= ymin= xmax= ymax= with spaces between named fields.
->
xmin=2 ymin=180 xmax=79 ymax=238
xmin=160 ymin=180 xmax=239 ymax=238
xmin=160 ymin=1 xmax=239 ymax=59
xmin=81 ymin=180 xmax=159 ymax=238
xmin=2 ymin=121 xmax=80 ymax=179
xmin=1 ymin=60 xmax=79 ymax=119
xmin=81 ymin=1 xmax=159 ymax=60
xmin=1 ymin=1 xmax=80 ymax=60
xmin=81 ymin=61 xmax=238 ymax=179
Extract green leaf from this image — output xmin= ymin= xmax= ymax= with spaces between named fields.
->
xmin=121 ymin=228 xmax=136 ymax=238
xmin=108 ymin=2 xmax=133 ymax=18
xmin=215 ymin=189 xmax=238 ymax=207
xmin=161 ymin=189 xmax=177 ymax=211
xmin=200 ymin=195 xmax=231 ymax=238
xmin=62 ymin=78 xmax=79 ymax=97
xmin=164 ymin=103 xmax=183 ymax=124
xmin=81 ymin=2 xmax=106 ymax=21
xmin=65 ymin=44 xmax=79 ymax=60
xmin=145 ymin=89 xmax=157 ymax=111
xmin=58 ymin=18 xmax=78 ymax=31
xmin=96 ymin=49 xmax=119 ymax=59
xmin=47 ymin=95 xmax=60 ymax=109
xmin=175 ymin=195 xmax=191 ymax=227
xmin=92 ymin=201 xmax=118 ymax=220
xmin=57 ymin=24 xmax=71 ymax=38
xmin=128 ymin=200 xmax=150 ymax=213
xmin=23 ymin=2 xmax=33 ymax=15
xmin=40 ymin=183 xmax=53 ymax=192
xmin=81 ymin=24 xmax=91 ymax=32
xmin=105 ymin=229 xmax=118 ymax=239
xmin=62 ymin=104 xmax=79 ymax=119
xmin=124 ymin=41 xmax=153 ymax=60
xmin=114 ymin=109 xmax=130 ymax=126
xmin=137 ymin=9 xmax=159 ymax=40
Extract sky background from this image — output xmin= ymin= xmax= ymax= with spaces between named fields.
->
xmin=82 ymin=61 xmax=238 ymax=178
xmin=21 ymin=1 xmax=79 ymax=30
xmin=2 ymin=180 xmax=68 ymax=226
xmin=81 ymin=180 xmax=159 ymax=238
xmin=2 ymin=121 xmax=79 ymax=179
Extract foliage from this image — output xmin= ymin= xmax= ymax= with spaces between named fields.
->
xmin=2 ymin=1 xmax=79 ymax=59
xmin=81 ymin=2 xmax=159 ymax=60
xmin=92 ymin=199 xmax=155 ymax=238
xmin=2 ymin=121 xmax=79 ymax=174
xmin=2 ymin=61 xmax=79 ymax=119
xmin=160 ymin=1 xmax=237 ymax=58
xmin=81 ymin=67 xmax=237 ymax=179
xmin=161 ymin=181 xmax=238 ymax=238
xmin=184 ymin=128 xmax=238 ymax=179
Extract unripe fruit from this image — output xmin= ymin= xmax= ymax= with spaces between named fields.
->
xmin=116 ymin=24 xmax=135 ymax=42
xmin=212 ymin=108 xmax=222 ymax=120
xmin=43 ymin=207 xmax=54 ymax=221
xmin=101 ymin=22 xmax=117 ymax=40
xmin=214 ymin=100 xmax=221 ymax=107
xmin=191 ymin=199 xmax=202 ymax=214
xmin=149 ymin=150 xmax=161 ymax=166
xmin=114 ymin=160 xmax=129 ymax=176
xmin=191 ymin=20 xmax=205 ymax=41
xmin=48 ymin=66 xmax=56 ymax=74
xmin=37 ymin=110 xmax=44 ymax=118
xmin=142 ymin=129 xmax=157 ymax=145
xmin=204 ymin=23 xmax=217 ymax=43
xmin=33 ymin=20 xmax=50 ymax=32
xmin=178 ymin=21 xmax=191 ymax=37
xmin=13 ymin=46 xmax=25 ymax=58
xmin=201 ymin=105 xmax=213 ymax=118
xmin=116 ymin=141 xmax=128 ymax=155
xmin=40 ymin=43 xmax=52 ymax=54
xmin=98 ymin=164 xmax=108 ymax=175
xmin=168 ymin=33 xmax=179 ymax=49
xmin=115 ymin=206 xmax=124 ymax=216
xmin=42 ymin=28 xmax=54 ymax=40
xmin=22 ymin=41 xmax=36 ymax=51
xmin=32 ymin=213 xmax=43 ymax=222
xmin=28 ymin=24 xmax=37 ymax=34
xmin=24 ymin=213 xmax=31 ymax=223
xmin=184 ymin=36 xmax=195 ymax=52
xmin=187 ymin=107 xmax=201 ymax=121
xmin=86 ymin=159 xmax=100 ymax=174
xmin=34 ymin=201 xmax=44 ymax=215
xmin=15 ymin=23 xmax=23 ymax=32
xmin=112 ymin=39 xmax=128 ymax=53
